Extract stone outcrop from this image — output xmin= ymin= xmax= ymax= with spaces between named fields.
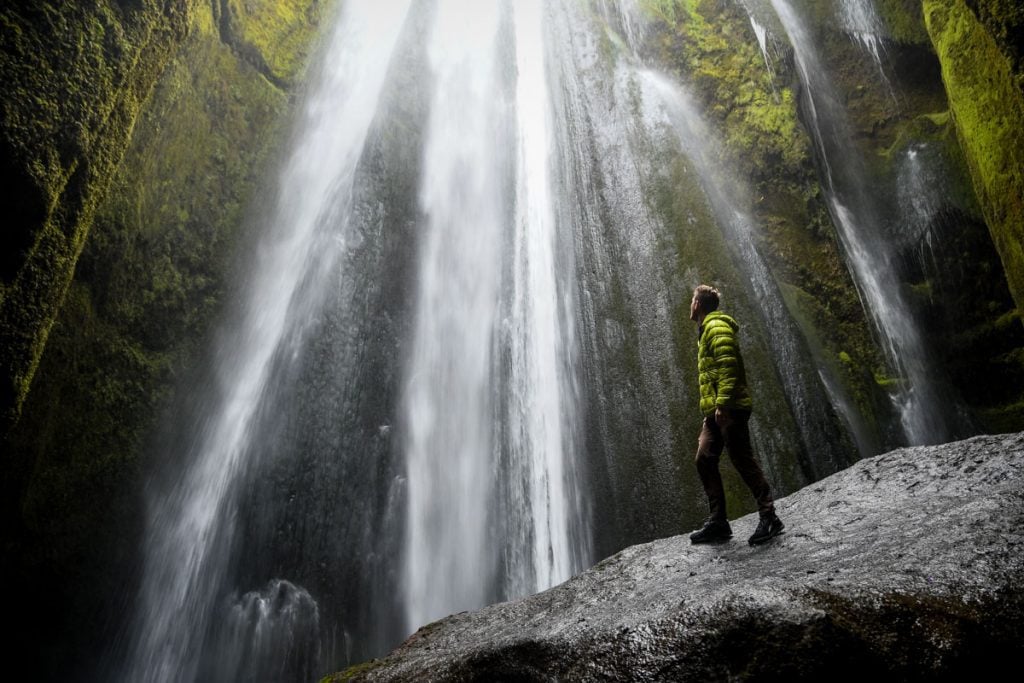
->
xmin=331 ymin=432 xmax=1024 ymax=681
xmin=924 ymin=0 xmax=1024 ymax=313
xmin=0 ymin=0 xmax=194 ymax=431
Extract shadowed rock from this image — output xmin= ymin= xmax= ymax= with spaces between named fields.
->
xmin=330 ymin=432 xmax=1024 ymax=681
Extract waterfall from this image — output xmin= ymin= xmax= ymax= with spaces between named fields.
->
xmin=111 ymin=0 xmax=916 ymax=677
xmin=121 ymin=1 xmax=414 ymax=679
xmin=749 ymin=15 xmax=779 ymax=89
xmin=897 ymin=144 xmax=945 ymax=277
xmin=401 ymin=0 xmax=507 ymax=632
xmin=507 ymin=0 xmax=581 ymax=598
xmin=402 ymin=0 xmax=587 ymax=634
xmin=598 ymin=0 xmax=647 ymax=55
xmin=838 ymin=0 xmax=887 ymax=70
xmin=766 ymin=0 xmax=968 ymax=445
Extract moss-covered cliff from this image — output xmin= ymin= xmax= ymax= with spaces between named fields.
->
xmin=2 ymin=0 xmax=326 ymax=677
xmin=923 ymin=0 xmax=1024 ymax=314
xmin=0 ymin=0 xmax=195 ymax=431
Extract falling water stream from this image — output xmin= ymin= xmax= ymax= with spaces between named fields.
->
xmin=402 ymin=0 xmax=586 ymax=631
xmin=764 ymin=0 xmax=969 ymax=445
xmin=121 ymin=2 xmax=414 ymax=679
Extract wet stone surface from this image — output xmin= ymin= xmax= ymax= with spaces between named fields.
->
xmin=339 ymin=432 xmax=1024 ymax=681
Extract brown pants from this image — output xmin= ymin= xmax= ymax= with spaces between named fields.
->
xmin=695 ymin=410 xmax=774 ymax=521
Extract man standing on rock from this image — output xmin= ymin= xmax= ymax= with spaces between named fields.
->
xmin=687 ymin=284 xmax=784 ymax=545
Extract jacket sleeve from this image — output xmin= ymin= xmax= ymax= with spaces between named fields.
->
xmin=709 ymin=324 xmax=741 ymax=407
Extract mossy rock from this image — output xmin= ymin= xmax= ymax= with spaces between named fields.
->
xmin=924 ymin=0 xmax=1024 ymax=315
xmin=0 ymin=0 xmax=194 ymax=431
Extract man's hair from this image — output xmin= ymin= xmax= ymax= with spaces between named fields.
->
xmin=693 ymin=284 xmax=720 ymax=314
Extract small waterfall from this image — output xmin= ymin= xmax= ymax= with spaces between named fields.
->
xmin=767 ymin=0 xmax=966 ymax=446
xmin=837 ymin=0 xmax=888 ymax=69
xmin=598 ymin=0 xmax=647 ymax=55
xmin=121 ymin=1 xmax=414 ymax=679
xmin=837 ymin=0 xmax=896 ymax=100
xmin=897 ymin=144 xmax=945 ymax=278
xmin=641 ymin=69 xmax=855 ymax=475
xmin=748 ymin=15 xmax=779 ymax=89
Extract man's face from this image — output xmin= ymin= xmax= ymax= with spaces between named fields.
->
xmin=689 ymin=293 xmax=700 ymax=321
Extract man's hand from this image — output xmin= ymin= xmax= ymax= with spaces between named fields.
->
xmin=715 ymin=406 xmax=732 ymax=429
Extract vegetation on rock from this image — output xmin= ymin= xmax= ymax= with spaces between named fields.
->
xmin=924 ymin=0 xmax=1024 ymax=314
xmin=2 ymin=0 xmax=326 ymax=677
xmin=0 ymin=0 xmax=193 ymax=431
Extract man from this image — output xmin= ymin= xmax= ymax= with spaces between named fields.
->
xmin=687 ymin=284 xmax=784 ymax=545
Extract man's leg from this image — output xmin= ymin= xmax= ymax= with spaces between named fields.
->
xmin=721 ymin=411 xmax=774 ymax=516
xmin=695 ymin=416 xmax=728 ymax=520
xmin=722 ymin=412 xmax=784 ymax=544
xmin=690 ymin=418 xmax=732 ymax=543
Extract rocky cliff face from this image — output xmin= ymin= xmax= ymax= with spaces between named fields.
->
xmin=923 ymin=0 xmax=1024 ymax=314
xmin=331 ymin=431 xmax=1024 ymax=681
xmin=0 ymin=0 xmax=197 ymax=430
xmin=1 ymin=1 xmax=326 ymax=678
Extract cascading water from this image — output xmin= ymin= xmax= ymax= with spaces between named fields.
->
xmin=748 ymin=14 xmax=779 ymax=89
xmin=401 ymin=0 xmax=509 ymax=632
xmin=402 ymin=0 xmax=589 ymax=633
xmin=120 ymin=1 xmax=414 ymax=679
xmin=506 ymin=0 xmax=583 ymax=599
xmin=764 ymin=0 xmax=969 ymax=445
xmin=837 ymin=0 xmax=890 ymax=84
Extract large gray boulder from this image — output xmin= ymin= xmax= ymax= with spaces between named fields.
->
xmin=332 ymin=432 xmax=1024 ymax=681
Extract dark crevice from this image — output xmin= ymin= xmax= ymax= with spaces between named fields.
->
xmin=211 ymin=0 xmax=289 ymax=91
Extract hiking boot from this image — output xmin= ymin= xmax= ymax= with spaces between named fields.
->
xmin=689 ymin=518 xmax=732 ymax=544
xmin=748 ymin=513 xmax=785 ymax=546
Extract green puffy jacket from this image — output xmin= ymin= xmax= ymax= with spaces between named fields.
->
xmin=697 ymin=310 xmax=753 ymax=416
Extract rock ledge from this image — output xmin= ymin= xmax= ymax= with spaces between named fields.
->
xmin=333 ymin=432 xmax=1024 ymax=681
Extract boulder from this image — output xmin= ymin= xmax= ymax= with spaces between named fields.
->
xmin=333 ymin=432 xmax=1024 ymax=681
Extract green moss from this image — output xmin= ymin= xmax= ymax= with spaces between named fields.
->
xmin=876 ymin=0 xmax=931 ymax=45
xmin=924 ymin=0 xmax=1024 ymax=313
xmin=0 ymin=0 xmax=193 ymax=430
xmin=216 ymin=0 xmax=326 ymax=86
xmin=320 ymin=659 xmax=385 ymax=683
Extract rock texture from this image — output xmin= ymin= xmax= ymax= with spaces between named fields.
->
xmin=331 ymin=432 xmax=1024 ymax=681
xmin=0 ymin=0 xmax=194 ymax=430
xmin=924 ymin=0 xmax=1024 ymax=313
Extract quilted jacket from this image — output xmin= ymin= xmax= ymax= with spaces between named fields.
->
xmin=697 ymin=311 xmax=753 ymax=416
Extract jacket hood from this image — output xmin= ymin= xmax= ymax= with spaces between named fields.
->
xmin=703 ymin=310 xmax=739 ymax=331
